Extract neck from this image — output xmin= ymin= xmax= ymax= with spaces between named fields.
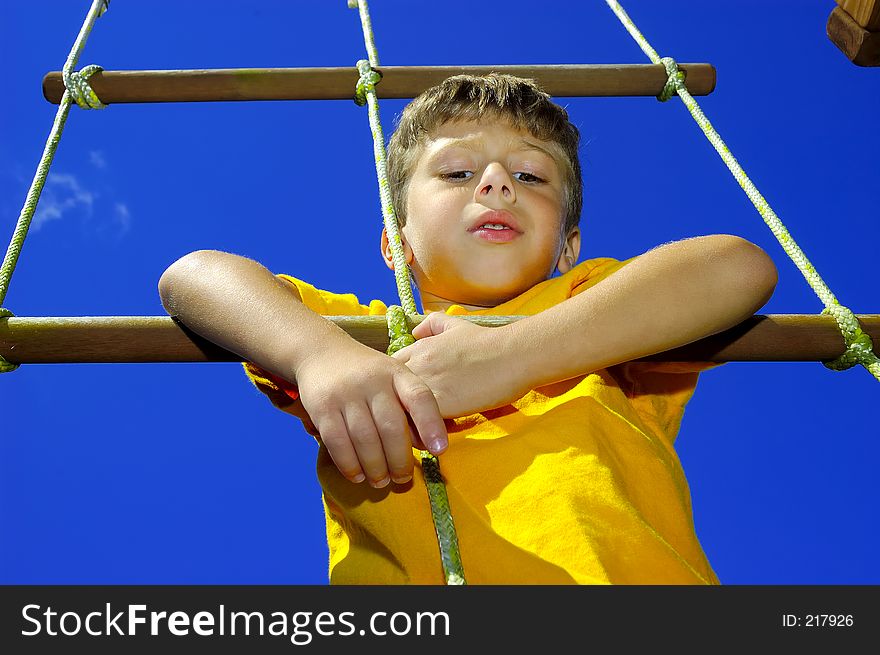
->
xmin=418 ymin=289 xmax=497 ymax=314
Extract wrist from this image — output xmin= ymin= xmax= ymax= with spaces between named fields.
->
xmin=492 ymin=321 xmax=543 ymax=397
xmin=291 ymin=329 xmax=366 ymax=382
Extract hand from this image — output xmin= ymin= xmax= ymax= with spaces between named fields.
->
xmin=294 ymin=340 xmax=447 ymax=488
xmin=391 ymin=313 xmax=528 ymax=418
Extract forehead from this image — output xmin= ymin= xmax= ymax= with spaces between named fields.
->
xmin=418 ymin=120 xmax=559 ymax=164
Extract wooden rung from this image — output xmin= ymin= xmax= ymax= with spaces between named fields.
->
xmin=827 ymin=6 xmax=880 ymax=66
xmin=1 ymin=314 xmax=877 ymax=365
xmin=41 ymin=64 xmax=717 ymax=105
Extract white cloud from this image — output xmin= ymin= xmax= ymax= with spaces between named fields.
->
xmin=89 ymin=150 xmax=107 ymax=169
xmin=26 ymin=171 xmax=132 ymax=240
xmin=32 ymin=173 xmax=95 ymax=231
xmin=92 ymin=202 xmax=132 ymax=243
xmin=113 ymin=202 xmax=131 ymax=234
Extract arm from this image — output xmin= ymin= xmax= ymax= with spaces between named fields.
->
xmin=158 ymin=249 xmax=448 ymax=487
xmin=393 ymin=235 xmax=778 ymax=416
xmin=159 ymin=250 xmax=327 ymax=381
xmin=503 ymin=234 xmax=777 ymax=388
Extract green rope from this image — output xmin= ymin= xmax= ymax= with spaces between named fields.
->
xmin=386 ymin=306 xmax=466 ymax=585
xmin=0 ymin=0 xmax=109 ymax=373
xmin=385 ymin=304 xmax=416 ymax=353
xmin=604 ymin=0 xmax=879 ymax=381
xmin=354 ymin=61 xmax=382 ymax=107
xmin=0 ymin=309 xmax=19 ymax=373
xmin=352 ymin=58 xmax=417 ymax=315
xmin=419 ymin=454 xmax=466 ymax=585
xmin=347 ymin=0 xmax=380 ymax=69
xmin=349 ymin=0 xmax=467 ymax=585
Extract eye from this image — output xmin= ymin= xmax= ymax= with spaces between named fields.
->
xmin=514 ymin=172 xmax=545 ymax=184
xmin=440 ymin=171 xmax=473 ymax=181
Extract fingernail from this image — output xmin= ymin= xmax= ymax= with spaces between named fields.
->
xmin=371 ymin=477 xmax=391 ymax=489
xmin=428 ymin=439 xmax=447 ymax=453
xmin=351 ymin=473 xmax=365 ymax=483
xmin=392 ymin=475 xmax=412 ymax=485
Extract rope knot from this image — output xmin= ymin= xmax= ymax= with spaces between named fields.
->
xmin=62 ymin=64 xmax=107 ymax=110
xmin=821 ymin=303 xmax=877 ymax=371
xmin=354 ymin=59 xmax=382 ymax=106
xmin=0 ymin=308 xmax=20 ymax=373
xmin=385 ymin=305 xmax=415 ymax=355
xmin=657 ymin=56 xmax=686 ymax=102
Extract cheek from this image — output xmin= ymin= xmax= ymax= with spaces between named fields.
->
xmin=407 ymin=194 xmax=460 ymax=235
xmin=537 ymin=196 xmax=566 ymax=235
xmin=406 ymin=186 xmax=438 ymax=224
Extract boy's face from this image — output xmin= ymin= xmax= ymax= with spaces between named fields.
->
xmin=382 ymin=119 xmax=580 ymax=310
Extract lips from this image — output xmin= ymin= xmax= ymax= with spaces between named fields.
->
xmin=467 ymin=209 xmax=523 ymax=234
xmin=468 ymin=209 xmax=523 ymax=244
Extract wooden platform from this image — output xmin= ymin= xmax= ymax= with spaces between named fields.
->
xmin=828 ymin=1 xmax=880 ymax=66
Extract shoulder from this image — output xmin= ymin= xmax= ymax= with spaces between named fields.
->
xmin=275 ymin=275 xmax=302 ymax=301
xmin=273 ymin=273 xmax=388 ymax=316
xmin=567 ymin=256 xmax=638 ymax=297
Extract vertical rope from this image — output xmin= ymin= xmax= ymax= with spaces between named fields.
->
xmin=348 ymin=0 xmax=380 ymax=68
xmin=604 ymin=0 xmax=879 ymax=380
xmin=348 ymin=0 xmax=467 ymax=584
xmin=354 ymin=59 xmax=418 ymax=315
xmin=0 ymin=0 xmax=109 ymax=375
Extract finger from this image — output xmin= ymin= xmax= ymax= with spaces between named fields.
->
xmin=412 ymin=312 xmax=464 ymax=340
xmin=393 ymin=372 xmax=448 ymax=455
xmin=369 ymin=392 xmax=415 ymax=484
xmin=343 ymin=402 xmax=391 ymax=488
xmin=390 ymin=346 xmax=411 ymax=364
xmin=314 ymin=411 xmax=365 ymax=484
xmin=406 ymin=414 xmax=428 ymax=452
xmin=411 ymin=312 xmax=444 ymax=339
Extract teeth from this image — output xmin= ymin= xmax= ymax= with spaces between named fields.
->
xmin=480 ymin=223 xmax=508 ymax=230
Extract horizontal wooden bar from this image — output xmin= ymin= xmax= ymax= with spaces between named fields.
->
xmin=1 ymin=314 xmax=877 ymax=365
xmin=42 ymin=64 xmax=716 ymax=104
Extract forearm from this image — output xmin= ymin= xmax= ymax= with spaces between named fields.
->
xmin=501 ymin=235 xmax=778 ymax=389
xmin=158 ymin=250 xmax=354 ymax=382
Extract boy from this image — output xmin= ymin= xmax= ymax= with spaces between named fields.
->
xmin=158 ymin=74 xmax=777 ymax=584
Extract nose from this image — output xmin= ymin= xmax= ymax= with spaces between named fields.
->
xmin=475 ymin=162 xmax=516 ymax=204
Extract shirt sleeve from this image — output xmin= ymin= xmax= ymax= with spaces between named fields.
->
xmin=243 ymin=361 xmax=300 ymax=408
xmin=566 ymin=255 xmax=724 ymax=447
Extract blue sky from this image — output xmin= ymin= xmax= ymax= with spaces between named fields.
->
xmin=1 ymin=0 xmax=877 ymax=585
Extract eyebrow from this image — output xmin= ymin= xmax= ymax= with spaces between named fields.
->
xmin=427 ymin=137 xmax=557 ymax=163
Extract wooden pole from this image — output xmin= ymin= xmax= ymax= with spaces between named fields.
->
xmin=42 ymin=64 xmax=717 ymax=104
xmin=1 ymin=314 xmax=877 ymax=365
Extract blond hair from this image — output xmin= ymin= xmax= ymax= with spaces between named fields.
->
xmin=386 ymin=73 xmax=582 ymax=236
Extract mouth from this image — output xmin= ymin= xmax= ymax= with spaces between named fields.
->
xmin=468 ymin=210 xmax=523 ymax=243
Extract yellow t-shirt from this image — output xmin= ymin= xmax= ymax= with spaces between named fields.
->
xmin=244 ymin=257 xmax=722 ymax=584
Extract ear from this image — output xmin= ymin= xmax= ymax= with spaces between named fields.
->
xmin=380 ymin=227 xmax=414 ymax=271
xmin=556 ymin=227 xmax=582 ymax=275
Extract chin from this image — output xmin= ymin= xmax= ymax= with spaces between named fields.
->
xmin=460 ymin=276 xmax=536 ymax=307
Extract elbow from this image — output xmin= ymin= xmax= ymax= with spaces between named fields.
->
xmin=756 ymin=252 xmax=779 ymax=309
xmin=714 ymin=234 xmax=778 ymax=314
xmin=158 ymin=249 xmax=227 ymax=315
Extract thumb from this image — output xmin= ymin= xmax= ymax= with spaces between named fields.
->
xmin=412 ymin=311 xmax=461 ymax=340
